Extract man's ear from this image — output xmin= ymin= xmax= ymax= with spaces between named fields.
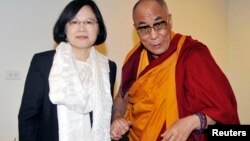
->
xmin=133 ymin=23 xmax=137 ymax=29
xmin=168 ymin=14 xmax=173 ymax=29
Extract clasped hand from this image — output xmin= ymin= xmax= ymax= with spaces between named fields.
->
xmin=110 ymin=117 xmax=132 ymax=140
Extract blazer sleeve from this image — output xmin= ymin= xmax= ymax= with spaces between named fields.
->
xmin=18 ymin=54 xmax=46 ymax=141
xmin=108 ymin=60 xmax=117 ymax=98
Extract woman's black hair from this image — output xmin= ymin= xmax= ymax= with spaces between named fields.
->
xmin=53 ymin=0 xmax=107 ymax=45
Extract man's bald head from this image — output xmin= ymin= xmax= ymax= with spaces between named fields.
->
xmin=132 ymin=0 xmax=169 ymax=20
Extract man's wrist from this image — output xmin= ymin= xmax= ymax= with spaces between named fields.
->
xmin=112 ymin=112 xmax=123 ymax=121
xmin=194 ymin=112 xmax=207 ymax=133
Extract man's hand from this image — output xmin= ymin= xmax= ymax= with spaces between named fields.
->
xmin=110 ymin=117 xmax=131 ymax=140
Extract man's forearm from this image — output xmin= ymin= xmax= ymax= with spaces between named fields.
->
xmin=112 ymin=93 xmax=128 ymax=120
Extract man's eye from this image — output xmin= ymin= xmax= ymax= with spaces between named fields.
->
xmin=154 ymin=21 xmax=167 ymax=29
xmin=138 ymin=26 xmax=150 ymax=30
xmin=154 ymin=22 xmax=162 ymax=27
xmin=154 ymin=22 xmax=164 ymax=28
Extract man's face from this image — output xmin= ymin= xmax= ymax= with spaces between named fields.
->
xmin=133 ymin=1 xmax=172 ymax=58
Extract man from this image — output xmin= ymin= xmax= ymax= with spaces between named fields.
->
xmin=110 ymin=0 xmax=240 ymax=141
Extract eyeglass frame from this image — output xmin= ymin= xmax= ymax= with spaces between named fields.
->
xmin=67 ymin=19 xmax=98 ymax=28
xmin=136 ymin=20 xmax=169 ymax=36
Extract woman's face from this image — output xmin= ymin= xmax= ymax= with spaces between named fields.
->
xmin=65 ymin=5 xmax=99 ymax=50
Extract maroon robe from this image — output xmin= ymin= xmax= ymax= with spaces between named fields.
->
xmin=121 ymin=33 xmax=240 ymax=141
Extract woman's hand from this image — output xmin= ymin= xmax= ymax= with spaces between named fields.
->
xmin=110 ymin=117 xmax=132 ymax=140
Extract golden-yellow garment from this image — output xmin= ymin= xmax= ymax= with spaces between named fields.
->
xmin=122 ymin=32 xmax=240 ymax=141
xmin=124 ymin=34 xmax=186 ymax=141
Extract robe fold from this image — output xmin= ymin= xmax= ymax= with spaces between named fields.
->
xmin=121 ymin=32 xmax=240 ymax=141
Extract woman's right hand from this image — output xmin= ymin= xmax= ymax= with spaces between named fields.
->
xmin=110 ymin=117 xmax=132 ymax=140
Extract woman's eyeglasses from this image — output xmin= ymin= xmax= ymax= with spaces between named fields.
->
xmin=68 ymin=19 xmax=98 ymax=28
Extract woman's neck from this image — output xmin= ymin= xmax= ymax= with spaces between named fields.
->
xmin=71 ymin=47 xmax=92 ymax=62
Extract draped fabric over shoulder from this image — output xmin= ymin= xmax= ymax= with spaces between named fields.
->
xmin=49 ymin=42 xmax=112 ymax=141
xmin=121 ymin=32 xmax=239 ymax=141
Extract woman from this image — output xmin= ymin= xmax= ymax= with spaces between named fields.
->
xmin=18 ymin=0 xmax=116 ymax=141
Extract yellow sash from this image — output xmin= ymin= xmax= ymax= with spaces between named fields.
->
xmin=125 ymin=34 xmax=186 ymax=141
